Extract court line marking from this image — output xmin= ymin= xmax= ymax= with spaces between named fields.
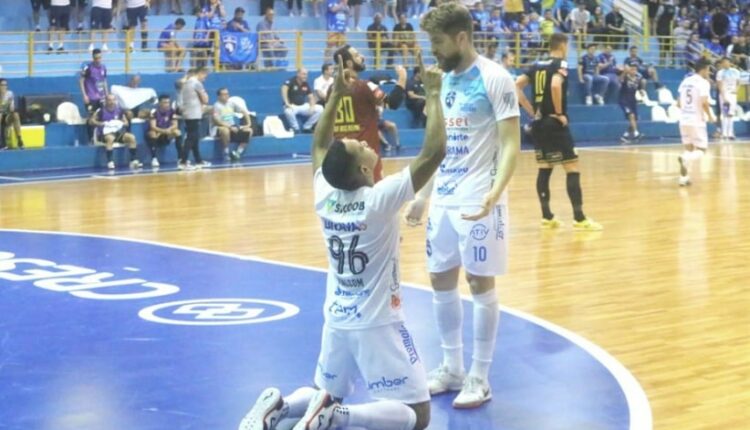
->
xmin=581 ymin=146 xmax=750 ymax=162
xmin=0 ymin=175 xmax=23 ymax=181
xmin=0 ymin=228 xmax=652 ymax=430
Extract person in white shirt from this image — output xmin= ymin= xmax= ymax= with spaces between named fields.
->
xmin=314 ymin=63 xmax=335 ymax=105
xmin=568 ymin=2 xmax=590 ymax=36
xmin=239 ymin=55 xmax=446 ymax=430
xmin=406 ymin=2 xmax=521 ymax=409
xmin=677 ymin=58 xmax=715 ymax=186
xmin=716 ymin=57 xmax=741 ymax=140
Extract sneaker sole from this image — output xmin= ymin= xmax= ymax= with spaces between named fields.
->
xmin=294 ymin=391 xmax=333 ymax=430
xmin=239 ymin=387 xmax=283 ymax=430
xmin=428 ymin=384 xmax=464 ymax=396
xmin=452 ymin=393 xmax=493 ymax=409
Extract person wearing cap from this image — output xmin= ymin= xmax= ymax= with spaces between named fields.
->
xmin=227 ymin=6 xmax=250 ymax=32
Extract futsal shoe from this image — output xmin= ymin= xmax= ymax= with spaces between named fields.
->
xmin=107 ymin=161 xmax=115 ymax=169
xmin=678 ymin=176 xmax=691 ymax=187
xmin=239 ymin=387 xmax=285 ymax=430
xmin=572 ymin=218 xmax=603 ymax=231
xmin=677 ymin=155 xmax=688 ymax=178
xmin=540 ymin=217 xmax=563 ymax=229
xmin=427 ymin=364 xmax=465 ymax=395
xmin=452 ymin=376 xmax=492 ymax=409
xmin=292 ymin=389 xmax=335 ymax=430
xmin=130 ymin=160 xmax=143 ymax=169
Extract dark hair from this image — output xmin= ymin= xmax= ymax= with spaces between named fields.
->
xmin=158 ymin=94 xmax=171 ymax=102
xmin=629 ymin=45 xmax=638 ymax=50
xmin=322 ymin=140 xmax=360 ymax=191
xmin=0 ymin=78 xmax=7 ymax=85
xmin=92 ymin=48 xmax=102 ymax=57
xmin=235 ymin=7 xmax=245 ymax=13
xmin=175 ymin=18 xmax=186 ymax=26
xmin=333 ymin=45 xmax=353 ymax=65
xmin=501 ymin=50 xmax=513 ymax=60
xmin=216 ymin=87 xmax=229 ymax=95
xmin=413 ymin=66 xmax=421 ymax=75
xmin=421 ymin=2 xmax=474 ymax=38
xmin=321 ymin=62 xmax=333 ymax=73
xmin=695 ymin=58 xmax=712 ymax=72
xmin=587 ymin=43 xmax=597 ymax=49
xmin=549 ymin=33 xmax=568 ymax=51
xmin=196 ymin=66 xmax=210 ymax=75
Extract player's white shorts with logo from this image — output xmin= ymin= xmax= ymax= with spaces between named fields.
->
xmin=721 ymin=93 xmax=738 ymax=115
xmin=426 ymin=204 xmax=508 ymax=276
xmin=314 ymin=322 xmax=430 ymax=404
xmin=679 ymin=124 xmax=708 ymax=150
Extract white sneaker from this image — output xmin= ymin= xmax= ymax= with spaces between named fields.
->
xmin=678 ymin=175 xmax=691 ymax=187
xmin=238 ymin=387 xmax=285 ymax=430
xmin=585 ymin=96 xmax=592 ymax=106
xmin=292 ymin=390 xmax=335 ymax=430
xmin=151 ymin=157 xmax=160 ymax=168
xmin=198 ymin=161 xmax=212 ymax=168
xmin=130 ymin=159 xmax=143 ymax=169
xmin=594 ymin=95 xmax=604 ymax=105
xmin=107 ymin=161 xmax=115 ymax=169
xmin=102 ymin=43 xmax=109 ymax=52
xmin=452 ymin=376 xmax=492 ymax=409
xmin=427 ymin=364 xmax=465 ymax=395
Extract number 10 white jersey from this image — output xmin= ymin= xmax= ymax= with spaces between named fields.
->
xmin=678 ymin=73 xmax=711 ymax=126
xmin=314 ymin=166 xmax=415 ymax=330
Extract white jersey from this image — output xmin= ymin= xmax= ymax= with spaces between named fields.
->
xmin=51 ymin=0 xmax=71 ymax=5
xmin=678 ymin=73 xmax=711 ymax=126
xmin=717 ymin=67 xmax=741 ymax=95
xmin=432 ymin=55 xmax=520 ymax=207
xmin=314 ymin=166 xmax=414 ymax=330
xmin=126 ymin=0 xmax=147 ymax=7
xmin=92 ymin=0 xmax=113 ymax=7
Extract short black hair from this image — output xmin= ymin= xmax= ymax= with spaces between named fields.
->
xmin=695 ymin=58 xmax=712 ymax=72
xmin=321 ymin=62 xmax=333 ymax=74
xmin=0 ymin=78 xmax=7 ymax=85
xmin=175 ymin=18 xmax=186 ymax=26
xmin=216 ymin=87 xmax=229 ymax=95
xmin=235 ymin=6 xmax=245 ymax=13
xmin=92 ymin=48 xmax=102 ymax=57
xmin=333 ymin=45 xmax=353 ymax=65
xmin=322 ymin=140 xmax=360 ymax=191
xmin=587 ymin=43 xmax=597 ymax=49
xmin=158 ymin=94 xmax=171 ymax=102
xmin=413 ymin=66 xmax=421 ymax=75
xmin=629 ymin=45 xmax=638 ymax=50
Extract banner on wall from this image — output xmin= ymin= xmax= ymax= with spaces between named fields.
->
xmin=219 ymin=32 xmax=258 ymax=65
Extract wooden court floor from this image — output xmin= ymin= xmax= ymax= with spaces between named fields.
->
xmin=0 ymin=142 xmax=748 ymax=429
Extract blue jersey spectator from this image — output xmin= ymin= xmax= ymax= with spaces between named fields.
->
xmin=727 ymin=5 xmax=741 ymax=37
xmin=578 ymin=44 xmax=609 ymax=105
xmin=705 ymin=36 xmax=725 ymax=57
xmin=598 ymin=45 xmax=621 ymax=99
xmin=227 ymin=7 xmax=250 ymax=33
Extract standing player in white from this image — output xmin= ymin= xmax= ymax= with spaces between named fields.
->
xmin=405 ymin=2 xmax=521 ymax=409
xmin=716 ymin=57 xmax=741 ymax=140
xmin=677 ymin=58 xmax=715 ymax=187
xmin=239 ymin=55 xmax=447 ymax=430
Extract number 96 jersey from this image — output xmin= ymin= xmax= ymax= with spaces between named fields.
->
xmin=314 ymin=166 xmax=415 ymax=329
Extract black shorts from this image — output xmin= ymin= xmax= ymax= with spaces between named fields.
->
xmin=49 ymin=5 xmax=71 ymax=30
xmin=74 ymin=0 xmax=87 ymax=6
xmin=90 ymin=7 xmax=113 ymax=29
xmin=229 ymin=129 xmax=251 ymax=143
xmin=619 ymin=99 xmax=638 ymax=120
xmin=149 ymin=134 xmax=173 ymax=146
xmin=530 ymin=116 xmax=578 ymax=164
xmin=126 ymin=6 xmax=148 ymax=27
xmin=31 ymin=0 xmax=51 ymax=12
xmin=347 ymin=0 xmax=363 ymax=6
xmin=86 ymin=100 xmax=103 ymax=115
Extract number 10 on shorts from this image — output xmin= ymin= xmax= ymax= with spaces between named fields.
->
xmin=473 ymin=246 xmax=487 ymax=262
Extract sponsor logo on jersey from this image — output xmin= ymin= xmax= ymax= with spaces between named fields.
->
xmin=459 ymin=103 xmax=477 ymax=113
xmin=328 ymin=301 xmax=361 ymax=318
xmin=493 ymin=206 xmax=505 ymax=240
xmin=439 ymin=165 xmax=469 ymax=175
xmin=446 ymin=145 xmax=470 ymax=156
xmin=436 ymin=180 xmax=458 ymax=196
xmin=326 ymin=200 xmax=365 ymax=214
xmin=390 ymin=294 xmax=401 ymax=310
xmin=335 ymin=287 xmax=371 ymax=297
xmin=426 ymin=239 xmax=432 ymax=257
xmin=367 ymin=376 xmax=409 ymax=391
xmin=470 ymin=224 xmax=489 ymax=241
xmin=318 ymin=362 xmax=338 ymax=380
xmin=447 ymin=133 xmax=469 ymax=142
xmin=337 ymin=277 xmax=365 ymax=288
xmin=322 ymin=219 xmax=367 ymax=232
xmin=502 ymin=91 xmax=516 ymax=108
xmin=399 ymin=324 xmax=420 ymax=365
xmin=445 ymin=90 xmax=456 ymax=108
xmin=445 ymin=117 xmax=470 ymax=127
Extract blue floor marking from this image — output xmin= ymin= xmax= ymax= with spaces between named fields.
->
xmin=0 ymin=230 xmax=650 ymax=429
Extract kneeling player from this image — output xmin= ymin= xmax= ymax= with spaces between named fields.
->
xmin=147 ymin=94 xmax=183 ymax=168
xmin=677 ymin=58 xmax=715 ymax=186
xmin=91 ymin=94 xmax=141 ymax=170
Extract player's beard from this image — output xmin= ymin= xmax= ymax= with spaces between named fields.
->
xmin=352 ymin=61 xmax=366 ymax=73
xmin=437 ymin=51 xmax=462 ymax=72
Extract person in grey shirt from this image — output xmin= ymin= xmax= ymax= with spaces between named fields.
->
xmin=0 ymin=79 xmax=23 ymax=150
xmin=179 ymin=67 xmax=210 ymax=169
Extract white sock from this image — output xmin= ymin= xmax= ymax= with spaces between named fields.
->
xmin=727 ymin=116 xmax=735 ymax=136
xmin=333 ymin=401 xmax=417 ymax=430
xmin=433 ymin=288 xmax=464 ymax=373
xmin=469 ymin=289 xmax=499 ymax=381
xmin=282 ymin=386 xmax=317 ymax=419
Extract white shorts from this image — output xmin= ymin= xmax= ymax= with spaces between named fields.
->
xmin=314 ymin=322 xmax=430 ymax=404
xmin=679 ymin=124 xmax=708 ymax=150
xmin=426 ymin=204 xmax=508 ymax=276
xmin=721 ymin=93 xmax=737 ymax=115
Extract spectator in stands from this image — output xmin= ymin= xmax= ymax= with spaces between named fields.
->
xmin=710 ymin=4 xmax=731 ymax=46
xmin=0 ymin=79 xmax=24 ymax=150
xmin=605 ymin=4 xmax=627 ymax=49
xmin=227 ymin=7 xmax=249 ymax=32
xmin=624 ymin=46 xmax=662 ymax=91
xmin=501 ymin=50 xmax=516 ymax=74
xmin=180 ymin=66 xmax=211 ymax=169
xmin=647 ymin=0 xmax=658 ymax=31
xmin=314 ymin=63 xmax=335 ymax=105
xmin=146 ymin=94 xmax=182 ymax=168
xmin=676 ymin=4 xmax=698 ymax=24
xmin=578 ymin=43 xmax=608 ymax=105
xmin=257 ymin=8 xmax=289 ymax=69
xmin=202 ymin=0 xmax=227 ymax=27
xmin=393 ymin=13 xmax=417 ymax=66
xmin=48 ymin=0 xmax=72 ymax=53
xmin=540 ymin=9 xmax=559 ymax=44
xmin=686 ymin=32 xmax=705 ymax=68
xmin=655 ymin=0 xmax=676 ymax=66
xmin=378 ymin=110 xmax=399 ymax=151
xmin=727 ymin=4 xmax=742 ymax=42
xmin=568 ymin=2 xmax=590 ymax=38
xmin=405 ymin=66 xmax=426 ymax=127
xmin=81 ymin=48 xmax=108 ymax=141
xmin=349 ymin=0 xmax=364 ymax=32
xmin=366 ymin=13 xmax=396 ymax=68
xmin=31 ymin=0 xmax=51 ymax=33
xmin=504 ymin=0 xmax=525 ymax=24
xmin=158 ymin=18 xmax=186 ymax=73
xmin=674 ymin=19 xmax=693 ymax=67
xmin=554 ymin=0 xmax=576 ymax=31
xmin=281 ymin=68 xmax=324 ymax=133
xmin=526 ymin=11 xmax=544 ymax=55
xmin=698 ymin=5 xmax=712 ymax=40
xmin=528 ymin=0 xmax=542 ymax=15
xmin=598 ymin=44 xmax=621 ymax=101
xmin=589 ymin=10 xmax=608 ymax=44
xmin=325 ymin=0 xmax=349 ymax=62
xmin=484 ymin=38 xmax=499 ymax=62
xmin=123 ymin=0 xmax=149 ymax=51
xmin=152 ymin=0 xmax=185 ymax=15
xmin=91 ymin=94 xmax=142 ymax=170
xmin=191 ymin=7 xmax=212 ymax=69
xmin=311 ymin=0 xmax=323 ymax=18
xmin=705 ymin=34 xmax=726 ymax=59
xmin=488 ymin=7 xmax=510 ymax=39
xmin=89 ymin=0 xmax=113 ymax=53
xmin=471 ymin=1 xmax=490 ymax=46
xmin=213 ymin=88 xmax=253 ymax=161
xmin=73 ymin=0 xmax=86 ymax=32
xmin=288 ymin=0 xmax=302 ymax=17
xmin=730 ymin=36 xmax=749 ymax=70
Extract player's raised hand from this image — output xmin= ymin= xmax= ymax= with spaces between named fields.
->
xmin=332 ymin=54 xmax=352 ymax=95
xmin=421 ymin=64 xmax=443 ymax=94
